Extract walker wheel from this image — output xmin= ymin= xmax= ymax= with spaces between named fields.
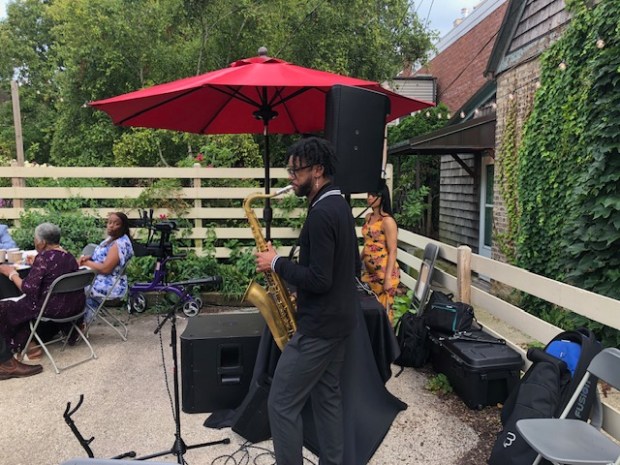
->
xmin=129 ymin=293 xmax=147 ymax=313
xmin=182 ymin=300 xmax=200 ymax=317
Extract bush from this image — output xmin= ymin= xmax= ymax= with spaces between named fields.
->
xmin=13 ymin=200 xmax=103 ymax=257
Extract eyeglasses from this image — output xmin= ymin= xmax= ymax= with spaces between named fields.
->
xmin=286 ymin=164 xmax=313 ymax=177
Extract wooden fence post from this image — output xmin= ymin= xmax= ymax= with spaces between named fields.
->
xmin=10 ymin=80 xmax=25 ymax=209
xmin=193 ymin=163 xmax=202 ymax=254
xmin=457 ymin=245 xmax=472 ymax=304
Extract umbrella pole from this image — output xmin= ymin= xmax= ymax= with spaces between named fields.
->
xmin=263 ymin=123 xmax=272 ymax=242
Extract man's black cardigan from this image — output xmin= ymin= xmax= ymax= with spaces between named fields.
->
xmin=274 ymin=184 xmax=360 ymax=339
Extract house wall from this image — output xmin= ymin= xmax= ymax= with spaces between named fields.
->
xmin=390 ymin=77 xmax=436 ymax=104
xmin=491 ymin=0 xmax=570 ymax=262
xmin=497 ymin=0 xmax=570 ymax=76
xmin=438 ymin=153 xmax=480 ymax=251
xmin=415 ymin=1 xmax=508 ymax=112
xmin=492 ymin=61 xmax=539 ymax=262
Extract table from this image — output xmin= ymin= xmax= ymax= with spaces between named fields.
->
xmin=358 ymin=289 xmax=400 ymax=382
xmin=0 ymin=266 xmax=30 ymax=300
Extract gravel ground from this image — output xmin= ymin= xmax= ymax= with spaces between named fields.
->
xmin=1 ymin=309 xmax=501 ymax=465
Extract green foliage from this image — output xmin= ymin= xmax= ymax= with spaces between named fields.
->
xmin=387 ymin=104 xmax=449 ymax=235
xmin=394 ymin=186 xmax=430 ymax=232
xmin=387 ymin=103 xmax=450 ymax=145
xmin=392 ymin=289 xmax=414 ymax=326
xmin=426 ymin=373 xmax=453 ymax=395
xmin=23 ymin=176 xmax=110 ymax=208
xmin=216 ymin=263 xmax=252 ymax=300
xmin=495 ymin=98 xmax=521 ymax=263
xmin=124 ymin=178 xmax=190 ymax=219
xmin=225 ymin=239 xmax=257 ymax=283
xmin=275 ymin=193 xmax=307 ymax=229
xmin=13 ymin=200 xmax=103 ymax=257
xmin=0 ymin=0 xmax=435 ymax=168
xmin=194 ymin=134 xmax=262 ymax=169
xmin=515 ymin=1 xmax=620 ymax=347
xmin=113 ymin=128 xmax=184 ymax=168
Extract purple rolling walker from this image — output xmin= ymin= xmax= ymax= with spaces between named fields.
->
xmin=127 ymin=218 xmax=221 ymax=317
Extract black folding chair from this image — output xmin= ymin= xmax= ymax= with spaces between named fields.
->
xmin=411 ymin=243 xmax=439 ymax=314
xmin=21 ymin=268 xmax=97 ymax=374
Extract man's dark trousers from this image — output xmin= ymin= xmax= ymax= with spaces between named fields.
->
xmin=268 ymin=332 xmax=347 ymax=465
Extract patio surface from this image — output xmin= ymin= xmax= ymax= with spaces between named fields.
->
xmin=3 ymin=308 xmax=483 ymax=465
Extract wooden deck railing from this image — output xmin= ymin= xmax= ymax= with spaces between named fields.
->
xmin=396 ymin=230 xmax=620 ymax=439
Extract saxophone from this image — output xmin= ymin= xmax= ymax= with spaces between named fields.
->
xmin=242 ymin=185 xmax=297 ymax=350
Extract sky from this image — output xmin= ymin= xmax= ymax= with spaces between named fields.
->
xmin=415 ymin=0 xmax=486 ymax=39
xmin=0 ymin=0 xmax=482 ymax=40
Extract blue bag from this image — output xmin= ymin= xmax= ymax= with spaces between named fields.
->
xmin=546 ymin=340 xmax=581 ymax=377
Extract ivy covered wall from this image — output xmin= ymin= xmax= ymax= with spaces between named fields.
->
xmin=516 ymin=0 xmax=620 ymax=301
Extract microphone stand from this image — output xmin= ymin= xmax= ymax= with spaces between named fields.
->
xmin=136 ymin=305 xmax=230 ymax=463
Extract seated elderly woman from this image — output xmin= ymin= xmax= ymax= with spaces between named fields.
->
xmin=79 ymin=212 xmax=134 ymax=325
xmin=0 ymin=223 xmax=84 ymax=379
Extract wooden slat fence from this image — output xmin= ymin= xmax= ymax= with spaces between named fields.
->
xmin=1 ymin=165 xmax=392 ymax=257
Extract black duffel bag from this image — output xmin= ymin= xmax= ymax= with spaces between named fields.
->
xmin=424 ymin=290 xmax=475 ymax=334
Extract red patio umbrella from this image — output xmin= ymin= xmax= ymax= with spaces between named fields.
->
xmin=91 ymin=49 xmax=433 ymax=236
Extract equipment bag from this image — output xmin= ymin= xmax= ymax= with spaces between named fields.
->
xmin=488 ymin=327 xmax=602 ymax=465
xmin=425 ymin=290 xmax=455 ymax=311
xmin=394 ymin=311 xmax=429 ymax=374
xmin=546 ymin=327 xmax=602 ymax=421
xmin=425 ymin=301 xmax=475 ymax=334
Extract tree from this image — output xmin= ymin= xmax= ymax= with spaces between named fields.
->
xmin=387 ymin=103 xmax=449 ymax=235
xmin=0 ymin=0 xmax=435 ymax=167
xmin=0 ymin=0 xmax=59 ymax=165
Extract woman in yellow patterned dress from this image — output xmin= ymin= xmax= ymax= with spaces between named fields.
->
xmin=361 ymin=182 xmax=400 ymax=324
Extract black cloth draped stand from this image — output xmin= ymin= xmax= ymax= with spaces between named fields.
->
xmin=204 ymin=293 xmax=405 ymax=465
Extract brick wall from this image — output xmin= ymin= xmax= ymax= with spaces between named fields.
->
xmin=492 ymin=60 xmax=540 ymax=262
xmin=416 ymin=2 xmax=508 ymax=111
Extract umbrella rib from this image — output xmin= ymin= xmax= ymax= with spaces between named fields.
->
xmin=212 ymin=86 xmax=261 ymax=108
xmin=117 ymin=88 xmax=203 ymax=125
xmin=271 ymin=87 xmax=313 ymax=107
xmin=198 ymin=86 xmax=262 ymax=133
xmin=275 ymin=87 xmax=319 ymax=133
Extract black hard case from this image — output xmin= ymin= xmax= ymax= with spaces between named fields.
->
xmin=428 ymin=330 xmax=522 ymax=410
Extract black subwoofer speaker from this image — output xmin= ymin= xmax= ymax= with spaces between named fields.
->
xmin=181 ymin=312 xmax=264 ymax=413
xmin=325 ymin=85 xmax=390 ymax=194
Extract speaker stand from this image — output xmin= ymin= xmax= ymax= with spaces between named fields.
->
xmin=136 ymin=307 xmax=230 ymax=463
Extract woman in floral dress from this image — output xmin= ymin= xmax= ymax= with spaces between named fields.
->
xmin=79 ymin=212 xmax=134 ymax=324
xmin=361 ymin=182 xmax=400 ymax=324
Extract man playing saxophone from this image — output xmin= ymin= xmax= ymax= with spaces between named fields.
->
xmin=255 ymin=136 xmax=360 ymax=465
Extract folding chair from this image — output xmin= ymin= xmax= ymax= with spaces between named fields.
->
xmin=516 ymin=347 xmax=620 ymax=465
xmin=81 ymin=243 xmax=97 ymax=258
xmin=21 ymin=268 xmax=97 ymax=374
xmin=411 ymin=243 xmax=439 ymax=314
xmin=85 ymin=261 xmax=130 ymax=341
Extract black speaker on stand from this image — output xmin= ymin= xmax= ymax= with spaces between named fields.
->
xmin=325 ymin=85 xmax=390 ymax=195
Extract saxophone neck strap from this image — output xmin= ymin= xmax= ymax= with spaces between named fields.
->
xmin=311 ymin=186 xmax=341 ymax=209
